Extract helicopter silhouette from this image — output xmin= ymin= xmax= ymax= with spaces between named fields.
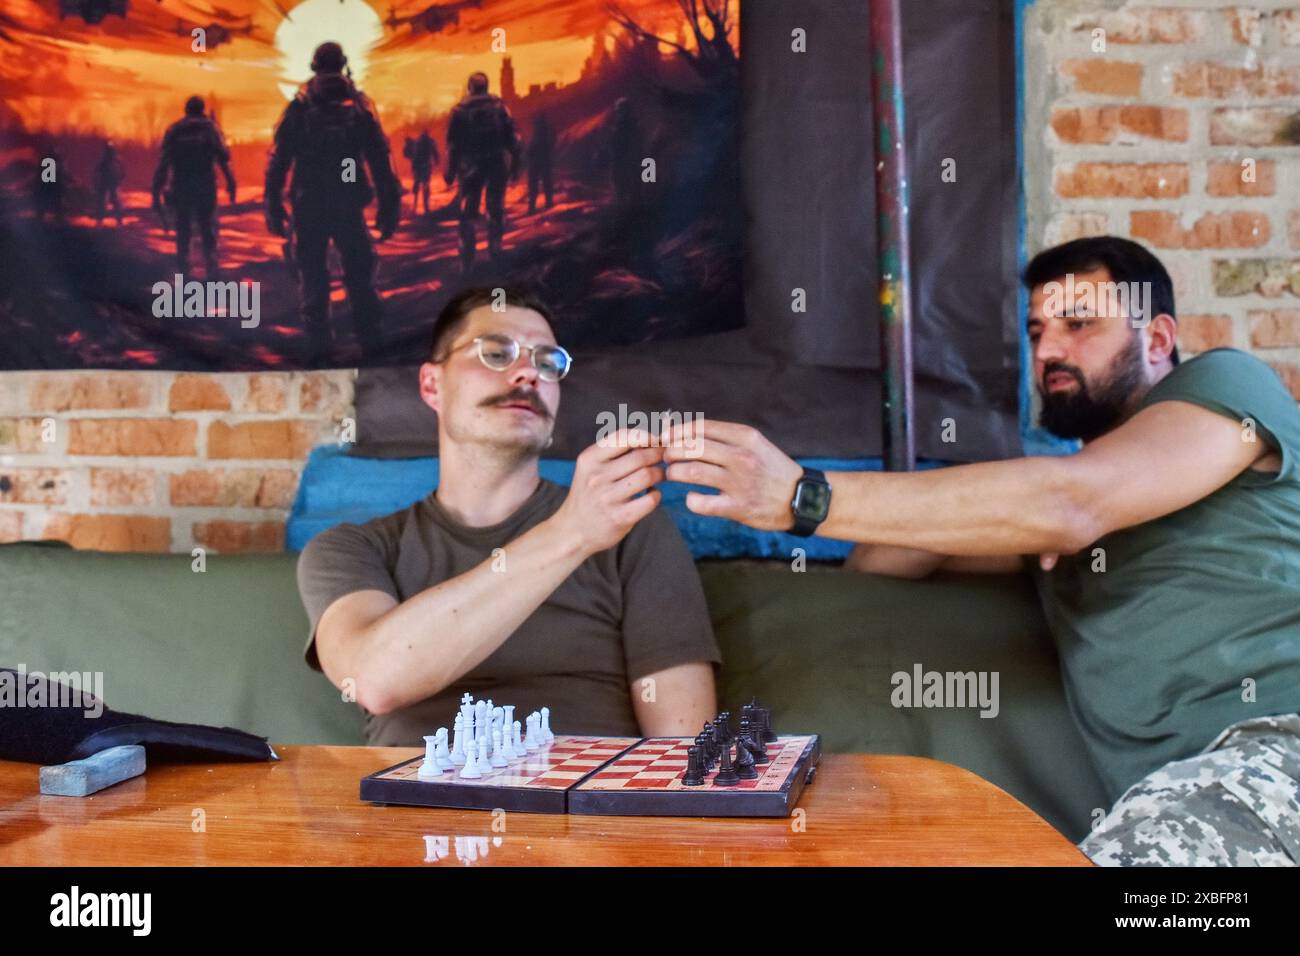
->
xmin=174 ymin=14 xmax=254 ymax=50
xmin=385 ymin=0 xmax=483 ymax=35
xmin=57 ymin=0 xmax=128 ymax=25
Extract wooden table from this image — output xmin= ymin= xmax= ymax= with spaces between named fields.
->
xmin=0 ymin=746 xmax=1090 ymax=866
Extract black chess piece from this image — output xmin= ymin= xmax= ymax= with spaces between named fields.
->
xmin=733 ymin=735 xmax=759 ymax=780
xmin=751 ymin=698 xmax=778 ymax=743
xmin=700 ymin=723 xmax=715 ymax=764
xmin=718 ymin=711 xmax=732 ymax=740
xmin=740 ymin=717 xmax=769 ymax=764
xmin=682 ymin=745 xmax=705 ymax=786
xmin=713 ymin=740 xmax=740 ymax=786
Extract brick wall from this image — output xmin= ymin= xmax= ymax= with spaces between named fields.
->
xmin=1025 ymin=0 xmax=1300 ymax=396
xmin=0 ymin=371 xmax=354 ymax=552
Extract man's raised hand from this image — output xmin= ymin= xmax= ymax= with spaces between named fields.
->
xmin=554 ymin=430 xmax=664 ymax=555
xmin=662 ymin=420 xmax=803 ymax=531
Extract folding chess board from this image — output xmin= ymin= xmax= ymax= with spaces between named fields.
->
xmin=361 ymin=733 xmax=821 ymax=817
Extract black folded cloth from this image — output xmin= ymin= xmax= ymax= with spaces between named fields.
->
xmin=0 ymin=667 xmax=276 ymax=764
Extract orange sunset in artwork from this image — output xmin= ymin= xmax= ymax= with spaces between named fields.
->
xmin=0 ymin=0 xmax=743 ymax=370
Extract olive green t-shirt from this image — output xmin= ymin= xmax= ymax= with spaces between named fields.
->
xmin=1032 ymin=348 xmax=1300 ymax=802
xmin=296 ymin=479 xmax=721 ymax=745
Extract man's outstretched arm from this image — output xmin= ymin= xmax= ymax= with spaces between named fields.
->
xmin=310 ymin=434 xmax=664 ymax=715
xmin=664 ymin=401 xmax=1271 ymax=557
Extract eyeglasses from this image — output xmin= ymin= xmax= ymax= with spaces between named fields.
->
xmin=442 ymin=332 xmax=572 ymax=382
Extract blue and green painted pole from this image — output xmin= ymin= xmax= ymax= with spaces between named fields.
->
xmin=869 ymin=0 xmax=916 ymax=471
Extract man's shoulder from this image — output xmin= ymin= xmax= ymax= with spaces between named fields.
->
xmin=1157 ymin=348 xmax=1282 ymax=392
xmin=300 ymin=501 xmax=422 ymax=558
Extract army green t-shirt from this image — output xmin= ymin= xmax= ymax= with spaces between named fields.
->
xmin=1032 ymin=348 xmax=1300 ymax=802
xmin=296 ymin=480 xmax=721 ymax=745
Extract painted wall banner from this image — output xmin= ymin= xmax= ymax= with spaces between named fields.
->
xmin=0 ymin=0 xmax=743 ymax=370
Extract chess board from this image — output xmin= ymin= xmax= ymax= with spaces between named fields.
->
xmin=359 ymin=736 xmax=640 ymax=813
xmin=361 ymin=734 xmax=820 ymax=817
xmin=568 ymin=735 xmax=820 ymax=817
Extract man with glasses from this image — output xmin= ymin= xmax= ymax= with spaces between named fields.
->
xmin=296 ymin=286 xmax=720 ymax=744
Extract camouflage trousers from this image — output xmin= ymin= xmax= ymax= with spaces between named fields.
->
xmin=1080 ymin=714 xmax=1300 ymax=866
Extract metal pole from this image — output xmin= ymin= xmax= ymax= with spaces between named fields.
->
xmin=869 ymin=0 xmax=916 ymax=472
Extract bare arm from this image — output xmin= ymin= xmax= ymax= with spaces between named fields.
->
xmin=314 ymin=433 xmax=664 ymax=715
xmin=629 ymin=661 xmax=717 ymax=736
xmin=664 ymin=401 xmax=1270 ymax=556
xmin=844 ymin=544 xmax=1023 ymax=579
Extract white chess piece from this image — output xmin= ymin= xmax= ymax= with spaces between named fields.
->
xmin=458 ymin=741 xmax=483 ymax=779
xmin=512 ymin=719 xmax=526 ymax=757
xmin=502 ymin=705 xmax=515 ymax=744
xmin=524 ymin=713 xmax=540 ymax=752
xmin=490 ymin=728 xmax=509 ymax=767
xmin=435 ymin=728 xmax=453 ymax=770
xmin=450 ymin=714 xmax=467 ymax=766
xmin=540 ymin=706 xmax=554 ymax=744
xmin=418 ymin=735 xmax=443 ymax=778
xmin=461 ymin=692 xmax=473 ymax=708
xmin=475 ymin=738 xmax=493 ymax=775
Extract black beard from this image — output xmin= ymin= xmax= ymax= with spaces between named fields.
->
xmin=1038 ymin=336 xmax=1146 ymax=442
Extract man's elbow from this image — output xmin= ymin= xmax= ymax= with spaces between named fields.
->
xmin=1041 ymin=462 xmax=1107 ymax=554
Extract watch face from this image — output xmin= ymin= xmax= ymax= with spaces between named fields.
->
xmin=793 ymin=479 xmax=831 ymax=522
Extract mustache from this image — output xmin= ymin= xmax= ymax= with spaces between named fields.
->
xmin=482 ymin=387 xmax=551 ymax=419
xmin=1041 ymin=362 xmax=1086 ymax=390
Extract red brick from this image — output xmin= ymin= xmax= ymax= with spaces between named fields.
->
xmin=41 ymin=514 xmax=171 ymax=552
xmin=1173 ymin=62 xmax=1300 ymax=98
xmin=1226 ymin=7 xmax=1264 ymax=46
xmin=1210 ymin=108 xmax=1300 ymax=146
xmin=169 ymin=468 xmax=298 ymax=508
xmin=299 ymin=373 xmax=352 ymax=417
xmin=1130 ymin=210 xmax=1269 ymax=249
xmin=169 ymin=374 xmax=231 ymax=412
xmin=89 ymin=468 xmax=157 ymax=507
xmin=0 ymin=510 xmax=23 ymax=543
xmin=1052 ymin=107 xmax=1116 ymax=145
xmin=1055 ymin=163 xmax=1188 ymax=199
xmin=1281 ymin=11 xmax=1300 ymax=46
xmin=1045 ymin=212 xmax=1110 ymax=246
xmin=1249 ymin=310 xmax=1300 ymax=349
xmin=242 ymin=375 xmax=288 ymax=413
xmin=1059 ymin=59 xmax=1143 ymax=96
xmin=66 ymin=419 xmax=197 ymax=457
xmin=0 ymin=417 xmax=55 ymax=453
xmin=0 ymin=468 xmax=68 ymax=505
xmin=1206 ymin=159 xmax=1275 ymax=197
xmin=1177 ymin=314 xmax=1234 ymax=353
xmin=1118 ymin=106 xmax=1188 ymax=141
xmin=192 ymin=520 xmax=285 ymax=553
xmin=1290 ymin=210 xmax=1300 ymax=250
xmin=28 ymin=373 xmax=152 ymax=412
xmin=206 ymin=420 xmax=318 ymax=460
xmin=1073 ymin=8 xmax=1207 ymax=44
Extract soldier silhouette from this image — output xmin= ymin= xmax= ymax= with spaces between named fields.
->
xmin=151 ymin=96 xmax=237 ymax=275
xmin=444 ymin=71 xmax=521 ymax=271
xmin=265 ymin=41 xmax=402 ymax=360
xmin=33 ymin=146 xmax=67 ymax=223
xmin=94 ymin=140 xmax=125 ymax=226
xmin=606 ymin=97 xmax=642 ymax=209
xmin=403 ymin=130 xmax=439 ymax=215
xmin=526 ymin=111 xmax=555 ymax=214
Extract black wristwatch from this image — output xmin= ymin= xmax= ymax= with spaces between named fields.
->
xmin=789 ymin=467 xmax=832 ymax=537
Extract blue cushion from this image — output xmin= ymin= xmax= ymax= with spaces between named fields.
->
xmin=287 ymin=444 xmax=946 ymax=560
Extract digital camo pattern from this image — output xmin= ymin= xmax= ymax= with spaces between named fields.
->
xmin=1081 ymin=714 xmax=1300 ymax=867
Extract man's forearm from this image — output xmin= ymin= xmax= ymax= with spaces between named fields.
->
xmin=353 ymin=515 xmax=588 ymax=714
xmin=822 ymin=456 xmax=1095 ymax=556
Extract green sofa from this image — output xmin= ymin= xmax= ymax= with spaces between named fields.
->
xmin=0 ymin=541 xmax=1109 ymax=842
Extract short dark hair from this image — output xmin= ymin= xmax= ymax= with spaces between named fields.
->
xmin=1023 ymin=235 xmax=1179 ymax=365
xmin=430 ymin=286 xmax=556 ymax=361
